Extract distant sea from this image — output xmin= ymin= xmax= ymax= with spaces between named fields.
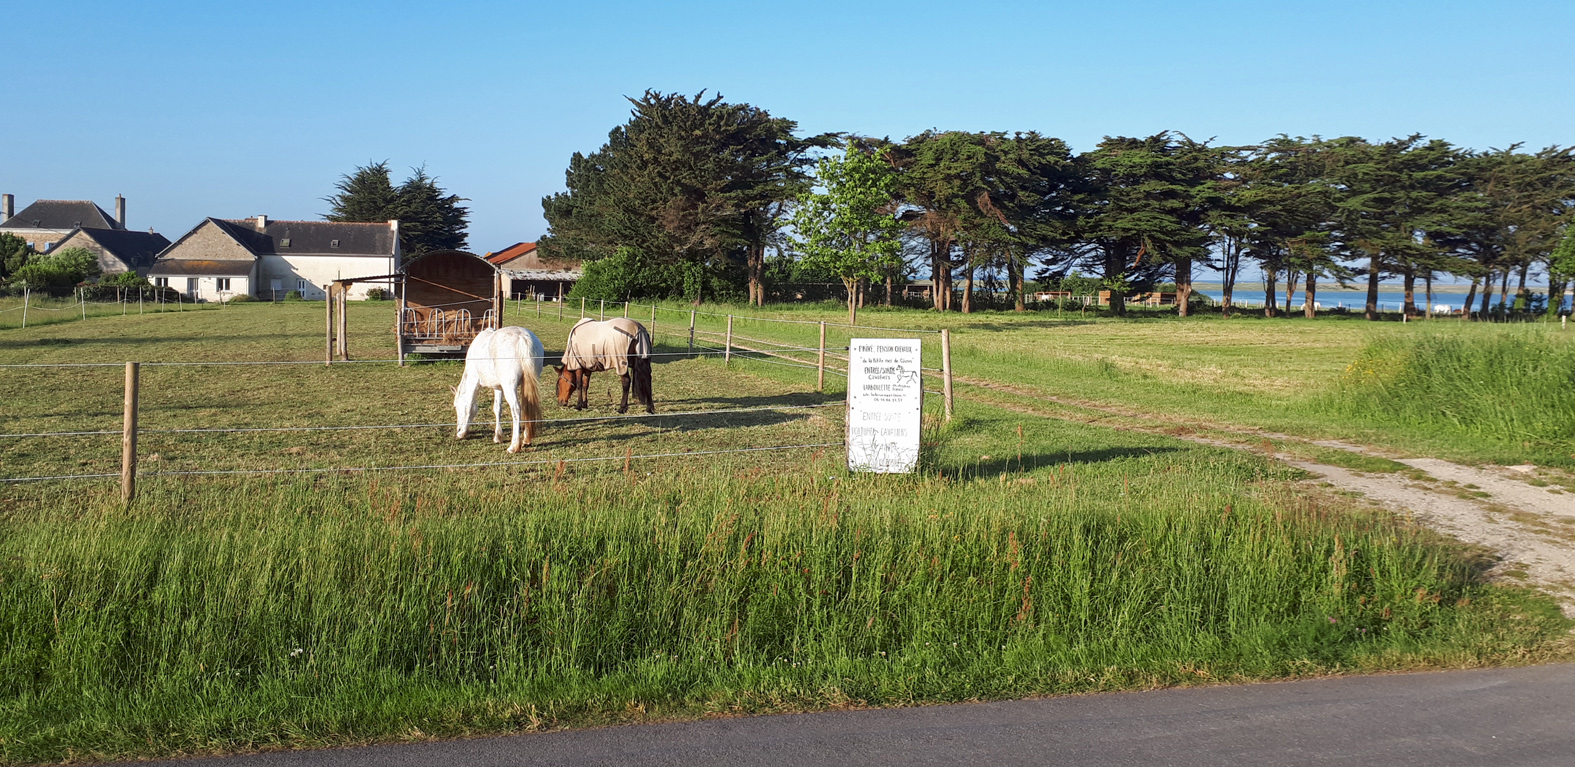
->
xmin=1194 ymin=288 xmax=1571 ymax=313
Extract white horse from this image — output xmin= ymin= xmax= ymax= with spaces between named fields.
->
xmin=452 ymin=326 xmax=545 ymax=453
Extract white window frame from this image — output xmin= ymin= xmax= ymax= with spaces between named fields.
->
xmin=216 ymin=277 xmax=231 ymax=292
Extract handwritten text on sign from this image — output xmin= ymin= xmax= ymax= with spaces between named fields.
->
xmin=847 ymin=338 xmax=923 ymax=473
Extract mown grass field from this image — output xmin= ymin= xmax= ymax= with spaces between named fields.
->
xmin=0 ymin=300 xmax=1569 ymax=764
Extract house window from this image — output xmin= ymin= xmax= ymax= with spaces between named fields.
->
xmin=297 ymin=279 xmax=309 ymax=292
xmin=270 ymin=279 xmax=283 ymax=292
xmin=330 ymin=239 xmax=340 ymax=248
xmin=187 ymin=278 xmax=198 ymax=293
xmin=280 ymin=238 xmax=291 ymax=247
xmin=216 ymin=278 xmax=231 ymax=291
xmin=154 ymin=277 xmax=169 ymax=288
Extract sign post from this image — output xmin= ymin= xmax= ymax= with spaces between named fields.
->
xmin=846 ymin=338 xmax=923 ymax=473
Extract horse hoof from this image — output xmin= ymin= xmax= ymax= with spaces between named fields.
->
xmin=507 ymin=444 xmax=521 ymax=454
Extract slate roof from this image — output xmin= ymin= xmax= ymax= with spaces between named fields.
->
xmin=148 ymin=259 xmax=257 ymax=277
xmin=72 ymin=228 xmax=171 ymax=269
xmin=220 ymin=218 xmax=397 ymax=257
xmin=0 ymin=200 xmax=120 ymax=231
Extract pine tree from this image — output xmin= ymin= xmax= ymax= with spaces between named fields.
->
xmin=324 ymin=161 xmax=469 ymax=257
xmin=395 ymin=167 xmax=470 ymax=255
xmin=540 ymin=91 xmax=828 ymax=303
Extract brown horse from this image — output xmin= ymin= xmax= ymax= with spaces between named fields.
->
xmin=554 ymin=318 xmax=654 ymax=414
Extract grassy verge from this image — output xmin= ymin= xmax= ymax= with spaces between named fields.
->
xmin=1315 ymin=331 xmax=1575 ymax=467
xmin=1 ymin=400 xmax=1569 ymax=763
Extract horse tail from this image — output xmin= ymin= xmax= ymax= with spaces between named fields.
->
xmin=630 ymin=330 xmax=654 ymax=412
xmin=516 ymin=332 xmax=545 ymax=444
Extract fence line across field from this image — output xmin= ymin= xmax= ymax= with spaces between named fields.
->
xmin=0 ymin=402 xmax=846 ymax=441
xmin=5 ymin=320 xmax=956 ymax=497
xmin=0 ymin=442 xmax=843 ymax=486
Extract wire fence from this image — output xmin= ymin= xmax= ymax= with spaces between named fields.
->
xmin=0 ymin=443 xmax=844 ymax=485
xmin=3 ymin=296 xmax=957 ymax=493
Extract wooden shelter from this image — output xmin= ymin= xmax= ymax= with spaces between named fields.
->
xmin=396 ymin=249 xmax=503 ymax=358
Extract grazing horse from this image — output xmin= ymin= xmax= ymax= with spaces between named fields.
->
xmin=555 ymin=317 xmax=654 ymax=414
xmin=452 ymin=326 xmax=545 ymax=453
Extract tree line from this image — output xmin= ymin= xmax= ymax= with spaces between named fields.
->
xmin=542 ymin=91 xmax=1575 ymax=320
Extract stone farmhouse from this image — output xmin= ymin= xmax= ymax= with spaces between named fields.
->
xmin=150 ymin=216 xmax=400 ymax=302
xmin=1 ymin=194 xmax=170 ymax=277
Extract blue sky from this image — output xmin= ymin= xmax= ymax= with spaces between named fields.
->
xmin=5 ymin=0 xmax=1572 ymax=261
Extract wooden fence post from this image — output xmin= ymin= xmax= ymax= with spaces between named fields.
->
xmin=623 ymin=301 xmax=629 ymax=319
xmin=600 ymin=299 xmax=605 ymax=321
xmin=650 ymin=304 xmax=656 ymax=335
xmin=941 ymin=328 xmax=954 ymax=421
xmin=139 ymin=289 xmax=144 ymax=315
xmin=725 ymin=315 xmax=733 ymax=366
xmin=396 ymin=280 xmax=407 ymax=367
xmin=580 ymin=297 xmax=586 ymax=319
xmin=325 ymin=285 xmax=334 ymax=366
xmin=688 ymin=309 xmax=696 ymax=358
xmin=21 ymin=288 xmax=28 ymax=328
xmin=122 ymin=362 xmax=139 ymax=503
xmin=817 ymin=321 xmax=826 ymax=392
xmin=337 ymin=287 xmax=349 ymax=360
xmin=81 ymin=287 xmax=86 ymax=320
xmin=537 ymin=294 xmax=541 ymax=317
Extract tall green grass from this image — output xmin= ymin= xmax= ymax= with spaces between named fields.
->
xmin=1322 ymin=330 xmax=1575 ymax=465
xmin=0 ymin=462 xmax=1563 ymax=763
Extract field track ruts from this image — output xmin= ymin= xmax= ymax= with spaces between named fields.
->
xmin=953 ymin=374 xmax=1575 ymax=616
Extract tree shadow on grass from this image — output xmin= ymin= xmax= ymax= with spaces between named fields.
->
xmin=954 ymin=320 xmax=1102 ymax=332
xmin=940 ymin=446 xmax=1181 ymax=480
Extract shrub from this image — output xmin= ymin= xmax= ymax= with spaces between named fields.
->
xmin=99 ymin=271 xmax=151 ymax=288
xmin=364 ymin=287 xmax=389 ymax=301
xmin=10 ymin=247 xmax=101 ymax=293
xmin=226 ymin=294 xmax=255 ymax=303
xmin=284 ymin=290 xmax=303 ymax=301
xmin=0 ymin=233 xmax=34 ymax=281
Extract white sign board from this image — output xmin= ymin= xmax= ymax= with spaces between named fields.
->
xmin=847 ymin=338 xmax=923 ymax=473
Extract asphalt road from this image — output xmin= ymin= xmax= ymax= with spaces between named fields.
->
xmin=166 ymin=665 xmax=1575 ymax=767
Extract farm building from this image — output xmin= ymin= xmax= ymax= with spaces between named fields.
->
xmin=150 ymin=216 xmax=401 ymax=302
xmin=397 ymin=249 xmax=504 ymax=355
xmin=485 ymin=241 xmax=581 ymax=300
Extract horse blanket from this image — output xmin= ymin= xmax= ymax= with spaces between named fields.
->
xmin=560 ymin=318 xmax=652 ymax=376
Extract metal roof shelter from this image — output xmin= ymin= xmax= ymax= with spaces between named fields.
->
xmin=396 ymin=249 xmax=504 ymax=359
xmin=321 ymin=250 xmax=503 ymax=365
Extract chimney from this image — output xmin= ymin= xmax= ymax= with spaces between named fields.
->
xmin=1 ymin=194 xmax=12 ymax=223
xmin=115 ymin=195 xmax=126 ymax=228
xmin=255 ymin=214 xmax=268 ymax=231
